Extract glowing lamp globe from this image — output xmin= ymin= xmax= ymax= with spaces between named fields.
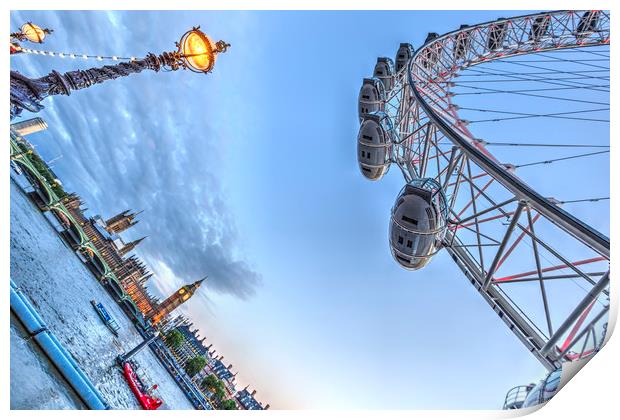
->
xmin=21 ymin=22 xmax=47 ymax=43
xmin=179 ymin=28 xmax=218 ymax=73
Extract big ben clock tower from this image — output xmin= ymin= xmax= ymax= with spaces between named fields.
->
xmin=149 ymin=277 xmax=206 ymax=325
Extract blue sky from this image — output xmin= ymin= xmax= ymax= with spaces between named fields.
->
xmin=10 ymin=10 xmax=609 ymax=409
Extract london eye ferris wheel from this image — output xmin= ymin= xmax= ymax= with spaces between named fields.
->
xmin=356 ymin=10 xmax=610 ymax=372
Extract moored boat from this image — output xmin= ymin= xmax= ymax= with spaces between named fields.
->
xmin=122 ymin=360 xmax=163 ymax=410
xmin=90 ymin=300 xmax=120 ymax=336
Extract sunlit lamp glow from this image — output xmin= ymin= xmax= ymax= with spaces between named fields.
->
xmin=21 ymin=23 xmax=47 ymax=43
xmin=180 ymin=29 xmax=216 ymax=73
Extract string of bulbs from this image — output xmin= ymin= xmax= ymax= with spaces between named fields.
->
xmin=14 ymin=45 xmax=139 ymax=63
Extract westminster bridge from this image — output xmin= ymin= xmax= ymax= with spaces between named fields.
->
xmin=10 ymin=129 xmax=143 ymax=321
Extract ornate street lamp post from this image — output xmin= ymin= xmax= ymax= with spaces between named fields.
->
xmin=10 ymin=26 xmax=230 ymax=119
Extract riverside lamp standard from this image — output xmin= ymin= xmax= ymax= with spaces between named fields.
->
xmin=10 ymin=26 xmax=230 ymax=119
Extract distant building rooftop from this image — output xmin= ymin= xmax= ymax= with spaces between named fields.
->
xmin=11 ymin=117 xmax=48 ymax=137
xmin=210 ymin=358 xmax=234 ymax=381
xmin=236 ymin=388 xmax=264 ymax=410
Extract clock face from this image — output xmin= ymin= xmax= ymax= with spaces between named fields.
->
xmin=178 ymin=288 xmax=186 ymax=295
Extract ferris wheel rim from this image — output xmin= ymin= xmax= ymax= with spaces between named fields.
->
xmin=405 ymin=9 xmax=610 ymax=258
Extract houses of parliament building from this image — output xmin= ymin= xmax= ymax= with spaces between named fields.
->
xmin=61 ymin=193 xmax=203 ymax=327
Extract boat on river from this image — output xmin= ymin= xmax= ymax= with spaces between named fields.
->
xmin=90 ymin=300 xmax=120 ymax=336
xmin=122 ymin=360 xmax=163 ymax=410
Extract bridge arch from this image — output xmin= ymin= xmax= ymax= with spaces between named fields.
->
xmin=14 ymin=160 xmax=55 ymax=206
xmin=107 ymin=277 xmax=125 ymax=299
xmin=121 ymin=297 xmax=140 ymax=319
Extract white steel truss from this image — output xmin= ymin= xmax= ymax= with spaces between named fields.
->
xmin=366 ymin=10 xmax=610 ymax=371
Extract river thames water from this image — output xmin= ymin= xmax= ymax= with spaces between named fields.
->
xmin=10 ymin=176 xmax=195 ymax=410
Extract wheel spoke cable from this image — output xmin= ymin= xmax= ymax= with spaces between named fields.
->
xmin=459 ymin=107 xmax=609 ymax=123
xmin=479 ymin=141 xmax=609 ymax=148
xmin=450 ymin=75 xmax=609 ymax=83
xmin=462 ymin=66 xmax=610 ymax=91
xmin=483 ymin=59 xmax=610 ymax=83
xmin=513 ymin=150 xmax=610 ymax=169
xmin=530 ymin=53 xmax=610 ymax=70
xmin=451 ymin=83 xmax=608 ymax=105
xmin=454 ymin=84 xmax=610 ymax=94
xmin=556 ymin=197 xmax=609 ymax=204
